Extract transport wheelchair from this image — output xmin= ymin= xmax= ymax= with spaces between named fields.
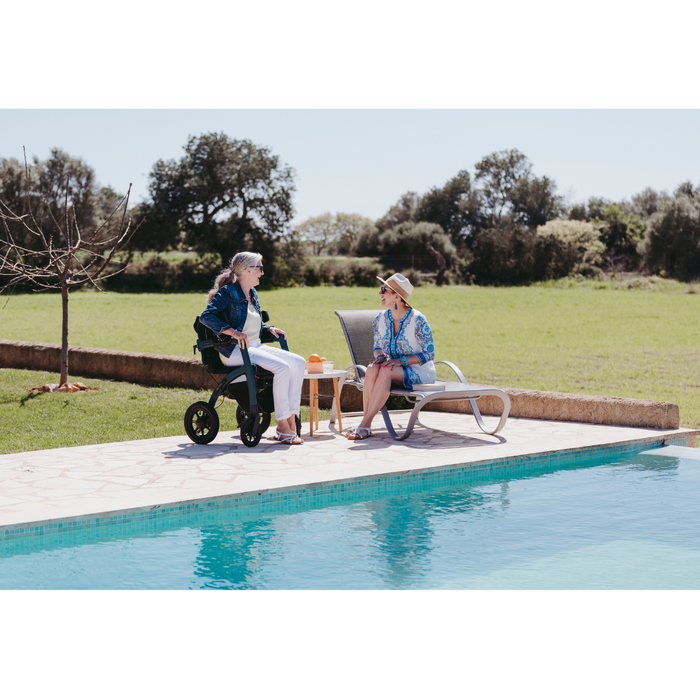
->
xmin=184 ymin=310 xmax=301 ymax=447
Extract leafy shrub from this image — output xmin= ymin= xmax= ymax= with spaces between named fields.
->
xmin=640 ymin=193 xmax=700 ymax=281
xmin=266 ymin=233 xmax=308 ymax=288
xmin=102 ymin=256 xmax=219 ymax=293
xmin=467 ymin=226 xmax=539 ymax=285
xmin=303 ymin=259 xmax=384 ymax=287
xmin=535 ymin=219 xmax=605 ymax=278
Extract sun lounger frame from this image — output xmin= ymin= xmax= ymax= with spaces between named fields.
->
xmin=335 ymin=310 xmax=510 ymax=440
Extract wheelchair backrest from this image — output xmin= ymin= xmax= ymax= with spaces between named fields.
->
xmin=193 ymin=316 xmax=227 ymax=374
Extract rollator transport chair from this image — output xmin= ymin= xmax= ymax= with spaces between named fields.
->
xmin=184 ymin=310 xmax=301 ymax=447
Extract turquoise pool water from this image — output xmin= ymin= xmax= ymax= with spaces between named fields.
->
xmin=1 ymin=444 xmax=699 ymax=589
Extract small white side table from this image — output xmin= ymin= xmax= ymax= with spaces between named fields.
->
xmin=303 ymin=369 xmax=347 ymax=436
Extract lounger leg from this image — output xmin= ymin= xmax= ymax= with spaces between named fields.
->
xmin=468 ymin=394 xmax=511 ymax=435
xmin=382 ymin=391 xmax=510 ymax=440
xmin=380 ymin=404 xmax=422 ymax=441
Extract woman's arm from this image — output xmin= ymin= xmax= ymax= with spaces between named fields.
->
xmin=199 ymin=288 xmax=234 ymax=336
xmin=411 ymin=315 xmax=435 ymax=364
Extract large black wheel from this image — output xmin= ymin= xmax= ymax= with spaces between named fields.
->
xmin=184 ymin=401 xmax=220 ymax=444
xmin=239 ymin=414 xmax=263 ymax=447
xmin=236 ymin=405 xmax=271 ymax=436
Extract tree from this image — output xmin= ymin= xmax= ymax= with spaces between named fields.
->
xmin=376 ymin=221 xmax=457 ymax=283
xmin=0 ymin=149 xmax=116 ymax=256
xmin=414 ymin=170 xmax=480 ymax=244
xmin=509 ymin=175 xmax=564 ymax=228
xmin=586 ymin=196 xmax=611 ymax=221
xmin=268 ymin=230 xmax=308 ymax=287
xmin=1 ymin=151 xmax=138 ymax=387
xmin=145 ymin=133 xmax=296 ymax=268
xmin=123 ymin=199 xmax=180 ymax=254
xmin=474 ymin=148 xmax=532 ymax=227
xmin=467 ymin=225 xmax=539 ymax=285
xmin=631 ymin=187 xmax=667 ymax=218
xmin=334 ymin=213 xmax=376 ymax=255
xmin=375 ymin=192 xmax=419 ymax=233
xmin=640 ymin=190 xmax=700 ymax=281
xmin=675 ymin=181 xmax=699 ymax=199
xmin=296 ymin=212 xmax=376 ymax=256
xmin=472 ymin=149 xmax=563 ymax=232
xmin=593 ymin=204 xmax=646 ymax=271
xmin=295 ymin=212 xmax=336 ymax=255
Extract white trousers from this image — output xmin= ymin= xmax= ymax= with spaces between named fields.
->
xmin=223 ymin=344 xmax=306 ymax=421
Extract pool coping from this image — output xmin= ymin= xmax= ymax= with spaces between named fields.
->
xmin=2 ymin=421 xmax=698 ymax=542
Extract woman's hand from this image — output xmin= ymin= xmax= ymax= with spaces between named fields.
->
xmin=371 ymin=355 xmax=398 ymax=369
xmin=268 ymin=326 xmax=287 ymax=339
xmin=222 ymin=328 xmax=248 ymax=349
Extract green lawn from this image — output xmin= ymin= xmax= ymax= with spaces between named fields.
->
xmin=0 ymin=369 xmax=212 ymax=453
xmin=0 ymin=368 xmax=322 ymax=454
xmin=1 ymin=280 xmax=699 ymax=454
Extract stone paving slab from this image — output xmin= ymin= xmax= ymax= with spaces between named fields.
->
xmin=1 ymin=412 xmax=698 ymax=531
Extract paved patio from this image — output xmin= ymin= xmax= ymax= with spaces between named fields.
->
xmin=1 ymin=411 xmax=698 ymax=533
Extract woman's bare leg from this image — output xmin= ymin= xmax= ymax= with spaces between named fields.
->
xmin=345 ymin=364 xmax=379 ymax=436
xmin=361 ymin=365 xmax=380 ymax=415
xmin=348 ymin=365 xmax=404 ymax=438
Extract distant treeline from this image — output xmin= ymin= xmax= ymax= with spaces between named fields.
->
xmin=2 ymin=134 xmax=699 ymax=292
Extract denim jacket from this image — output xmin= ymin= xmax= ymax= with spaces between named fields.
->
xmin=199 ymin=282 xmax=271 ymax=358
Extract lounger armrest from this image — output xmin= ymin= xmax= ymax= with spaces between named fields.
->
xmin=343 ymin=364 xmax=368 ymax=384
xmin=435 ymin=360 xmax=468 ymax=384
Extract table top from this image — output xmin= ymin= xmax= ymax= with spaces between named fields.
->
xmin=302 ymin=368 xmax=347 ymax=379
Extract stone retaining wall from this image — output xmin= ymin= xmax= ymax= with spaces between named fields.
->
xmin=1 ymin=339 xmax=680 ymax=430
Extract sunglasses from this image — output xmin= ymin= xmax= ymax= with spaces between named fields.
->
xmin=380 ymin=285 xmax=391 ymax=294
xmin=250 ymin=265 xmax=264 ymax=271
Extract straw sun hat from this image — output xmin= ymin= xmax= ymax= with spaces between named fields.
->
xmin=376 ymin=273 xmax=414 ymax=307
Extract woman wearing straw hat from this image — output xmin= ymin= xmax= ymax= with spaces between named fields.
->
xmin=346 ymin=273 xmax=436 ymax=440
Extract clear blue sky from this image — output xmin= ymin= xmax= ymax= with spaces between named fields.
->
xmin=1 ymin=109 xmax=698 ymax=225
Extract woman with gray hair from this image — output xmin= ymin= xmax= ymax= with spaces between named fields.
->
xmin=199 ymin=251 xmax=306 ymax=445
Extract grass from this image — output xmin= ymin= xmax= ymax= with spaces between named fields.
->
xmin=1 ymin=278 xmax=699 ymax=453
xmin=0 ymin=368 xmax=322 ymax=454
xmin=0 ymin=369 xmax=210 ymax=453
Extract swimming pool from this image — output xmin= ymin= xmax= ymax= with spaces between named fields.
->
xmin=1 ymin=444 xmax=699 ymax=589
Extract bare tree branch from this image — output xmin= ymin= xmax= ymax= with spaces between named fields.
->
xmin=1 ymin=152 xmax=140 ymax=386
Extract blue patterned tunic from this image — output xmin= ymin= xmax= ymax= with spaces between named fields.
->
xmin=373 ymin=308 xmax=436 ymax=389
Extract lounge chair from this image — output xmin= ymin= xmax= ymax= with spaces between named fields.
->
xmin=334 ymin=310 xmax=510 ymax=440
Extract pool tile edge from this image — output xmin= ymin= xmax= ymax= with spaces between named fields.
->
xmin=2 ymin=428 xmax=697 ymax=542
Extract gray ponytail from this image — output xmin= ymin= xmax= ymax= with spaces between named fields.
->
xmin=207 ymin=251 xmax=262 ymax=303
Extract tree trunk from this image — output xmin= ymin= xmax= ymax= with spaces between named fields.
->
xmin=426 ymin=243 xmax=447 ymax=286
xmin=60 ymin=280 xmax=69 ymax=386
